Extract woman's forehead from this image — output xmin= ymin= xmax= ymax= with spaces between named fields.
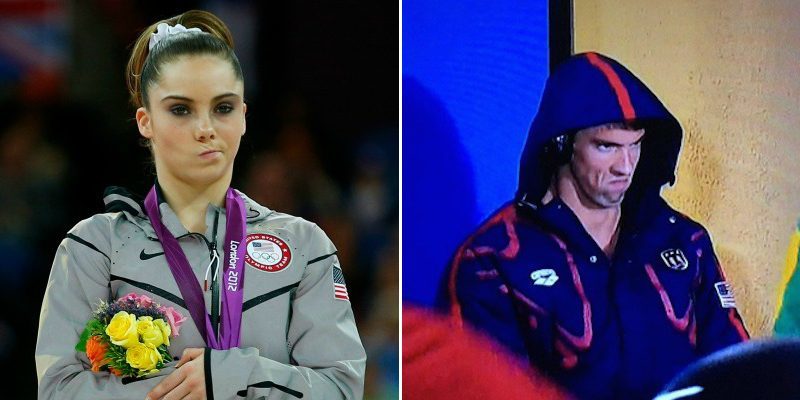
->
xmin=151 ymin=55 xmax=243 ymax=96
xmin=156 ymin=55 xmax=243 ymax=88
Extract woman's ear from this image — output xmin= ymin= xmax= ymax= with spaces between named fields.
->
xmin=242 ymin=103 xmax=247 ymax=136
xmin=136 ymin=107 xmax=153 ymax=139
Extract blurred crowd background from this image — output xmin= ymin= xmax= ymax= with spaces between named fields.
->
xmin=0 ymin=0 xmax=398 ymax=398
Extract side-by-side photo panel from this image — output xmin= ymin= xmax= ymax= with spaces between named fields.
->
xmin=12 ymin=3 xmax=397 ymax=399
xmin=402 ymin=1 xmax=800 ymax=399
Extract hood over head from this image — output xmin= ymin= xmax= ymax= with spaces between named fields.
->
xmin=516 ymin=52 xmax=683 ymax=209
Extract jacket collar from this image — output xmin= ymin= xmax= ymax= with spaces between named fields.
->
xmin=103 ymin=185 xmax=271 ymax=240
xmin=525 ymin=191 xmax=672 ymax=260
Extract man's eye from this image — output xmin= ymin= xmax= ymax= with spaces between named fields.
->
xmin=170 ymin=105 xmax=189 ymax=115
xmin=216 ymin=104 xmax=234 ymax=113
xmin=597 ymin=144 xmax=613 ymax=151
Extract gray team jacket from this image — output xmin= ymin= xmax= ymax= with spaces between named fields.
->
xmin=36 ymin=188 xmax=366 ymax=399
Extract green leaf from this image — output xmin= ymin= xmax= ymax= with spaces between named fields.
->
xmin=87 ymin=319 xmax=105 ymax=336
xmin=75 ymin=319 xmax=102 ymax=352
xmin=158 ymin=345 xmax=173 ymax=363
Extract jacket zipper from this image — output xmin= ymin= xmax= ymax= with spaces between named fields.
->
xmin=607 ymin=256 xmax=624 ymax=396
xmin=174 ymin=212 xmax=222 ymax=340
xmin=210 ymin=210 xmax=221 ymax=339
xmin=608 ymin=228 xmax=635 ymax=397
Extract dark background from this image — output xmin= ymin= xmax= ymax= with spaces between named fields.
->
xmin=0 ymin=1 xmax=398 ymax=398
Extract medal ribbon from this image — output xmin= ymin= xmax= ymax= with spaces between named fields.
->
xmin=144 ymin=185 xmax=246 ymax=349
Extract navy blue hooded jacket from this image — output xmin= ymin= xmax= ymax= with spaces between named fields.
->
xmin=439 ymin=52 xmax=748 ymax=400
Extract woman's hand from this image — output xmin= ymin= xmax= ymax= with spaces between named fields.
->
xmin=146 ymin=348 xmax=206 ymax=400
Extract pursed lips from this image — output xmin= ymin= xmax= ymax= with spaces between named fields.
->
xmin=607 ymin=178 xmax=631 ymax=186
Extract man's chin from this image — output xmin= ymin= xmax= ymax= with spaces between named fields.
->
xmin=594 ymin=193 xmax=625 ymax=208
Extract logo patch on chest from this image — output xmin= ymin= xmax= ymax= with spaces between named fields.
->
xmin=530 ymin=269 xmax=559 ymax=286
xmin=660 ymin=248 xmax=688 ymax=271
xmin=245 ymin=234 xmax=292 ymax=272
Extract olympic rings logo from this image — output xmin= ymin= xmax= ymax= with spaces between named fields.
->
xmin=252 ymin=250 xmax=280 ymax=263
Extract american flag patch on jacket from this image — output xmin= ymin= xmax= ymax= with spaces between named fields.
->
xmin=714 ymin=281 xmax=736 ymax=308
xmin=333 ymin=266 xmax=349 ymax=301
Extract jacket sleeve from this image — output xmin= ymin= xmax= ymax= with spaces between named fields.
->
xmin=207 ymin=224 xmax=366 ymax=399
xmin=439 ymin=245 xmax=533 ymax=361
xmin=36 ymin=216 xmax=173 ymax=399
xmin=694 ymin=232 xmax=749 ymax=355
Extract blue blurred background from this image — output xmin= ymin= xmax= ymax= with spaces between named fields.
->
xmin=0 ymin=1 xmax=397 ymax=398
xmin=403 ymin=0 xmax=551 ymax=306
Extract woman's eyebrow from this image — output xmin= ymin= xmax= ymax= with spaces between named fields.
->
xmin=160 ymin=92 xmax=241 ymax=103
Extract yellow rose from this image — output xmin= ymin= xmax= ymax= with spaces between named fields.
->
xmin=153 ymin=318 xmax=171 ymax=347
xmin=125 ymin=342 xmax=163 ymax=374
xmin=137 ymin=316 xmax=163 ymax=348
xmin=137 ymin=316 xmax=154 ymax=335
xmin=106 ymin=311 xmax=139 ymax=349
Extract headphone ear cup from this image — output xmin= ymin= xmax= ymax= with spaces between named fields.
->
xmin=554 ymin=134 xmax=573 ymax=165
xmin=540 ymin=134 xmax=573 ymax=170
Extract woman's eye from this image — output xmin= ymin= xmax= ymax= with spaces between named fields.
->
xmin=170 ymin=105 xmax=189 ymax=116
xmin=216 ymin=103 xmax=234 ymax=114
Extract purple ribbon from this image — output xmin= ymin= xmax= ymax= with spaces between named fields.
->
xmin=144 ymin=185 xmax=247 ymax=349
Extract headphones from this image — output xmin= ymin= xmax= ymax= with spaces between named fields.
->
xmin=543 ymin=133 xmax=574 ymax=166
xmin=516 ymin=132 xmax=574 ymax=211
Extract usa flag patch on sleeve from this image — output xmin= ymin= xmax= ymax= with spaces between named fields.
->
xmin=333 ymin=266 xmax=349 ymax=301
xmin=714 ymin=281 xmax=737 ymax=308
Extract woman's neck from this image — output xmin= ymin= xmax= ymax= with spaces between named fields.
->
xmin=157 ymin=175 xmax=230 ymax=234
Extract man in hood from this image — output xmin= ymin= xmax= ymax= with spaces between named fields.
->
xmin=438 ymin=52 xmax=749 ymax=400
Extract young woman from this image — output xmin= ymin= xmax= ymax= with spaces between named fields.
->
xmin=35 ymin=10 xmax=365 ymax=400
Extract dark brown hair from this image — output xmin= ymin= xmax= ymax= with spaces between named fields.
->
xmin=125 ymin=10 xmax=243 ymax=109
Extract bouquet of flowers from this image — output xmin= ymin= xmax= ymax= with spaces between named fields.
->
xmin=75 ymin=293 xmax=187 ymax=378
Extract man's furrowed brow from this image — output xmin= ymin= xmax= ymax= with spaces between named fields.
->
xmin=593 ymin=138 xmax=622 ymax=147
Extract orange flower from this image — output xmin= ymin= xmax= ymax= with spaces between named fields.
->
xmin=86 ymin=335 xmax=109 ymax=372
xmin=109 ymin=367 xmax=123 ymax=376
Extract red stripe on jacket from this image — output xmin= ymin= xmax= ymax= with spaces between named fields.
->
xmin=448 ymin=205 xmax=519 ymax=327
xmin=586 ymin=52 xmax=637 ymax=121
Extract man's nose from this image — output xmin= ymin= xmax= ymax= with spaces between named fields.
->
xmin=612 ymin=148 xmax=635 ymax=175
